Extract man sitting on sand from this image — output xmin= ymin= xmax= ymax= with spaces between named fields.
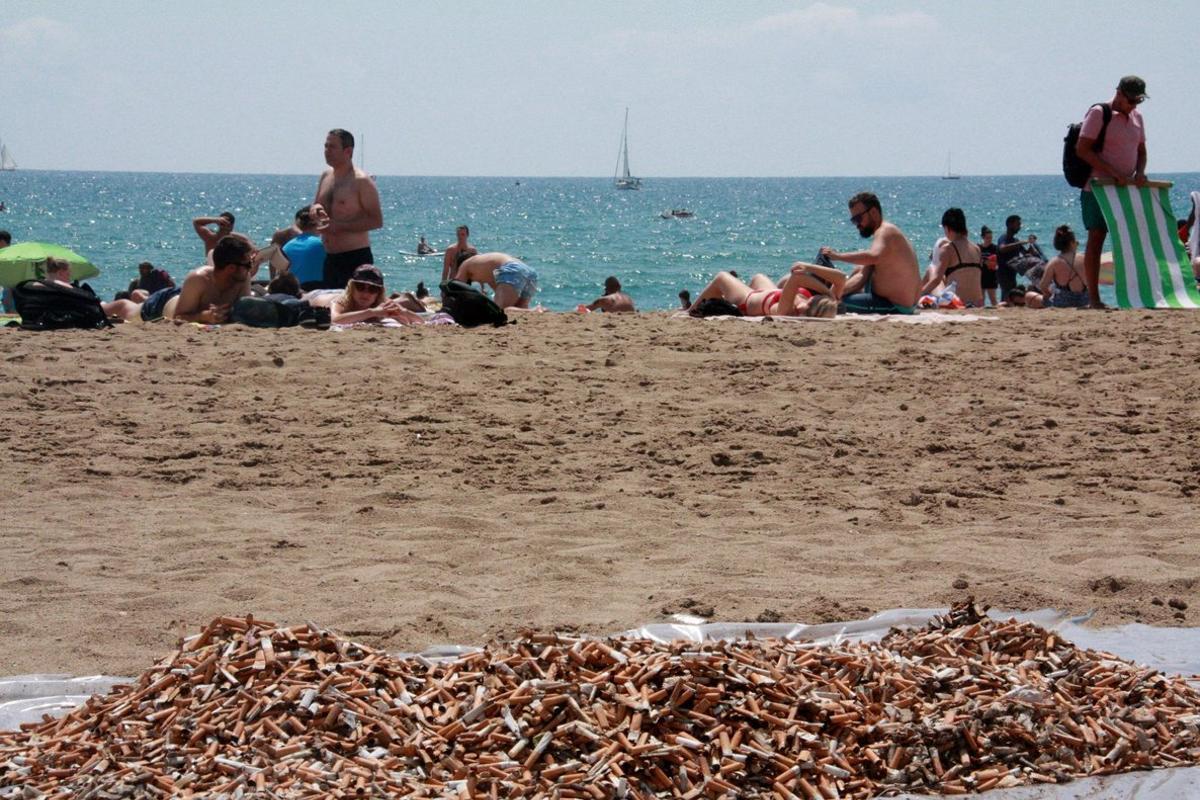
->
xmin=819 ymin=192 xmax=920 ymax=314
xmin=104 ymin=235 xmax=256 ymax=324
xmin=454 ymin=252 xmax=539 ymax=310
xmin=585 ymin=276 xmax=636 ymax=312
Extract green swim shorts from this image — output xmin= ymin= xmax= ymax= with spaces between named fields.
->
xmin=1080 ymin=190 xmax=1107 ymax=233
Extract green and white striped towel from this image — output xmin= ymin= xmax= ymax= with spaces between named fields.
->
xmin=1092 ymin=182 xmax=1200 ymax=309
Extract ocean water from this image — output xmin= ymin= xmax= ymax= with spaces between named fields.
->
xmin=2 ymin=171 xmax=1197 ymax=309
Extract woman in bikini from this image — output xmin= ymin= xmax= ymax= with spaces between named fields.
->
xmin=689 ymin=262 xmax=845 ymax=318
xmin=306 ymin=264 xmax=424 ymax=324
xmin=919 ymin=208 xmax=984 ymax=307
xmin=1037 ymin=225 xmax=1089 ymax=308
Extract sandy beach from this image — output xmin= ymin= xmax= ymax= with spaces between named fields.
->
xmin=1 ymin=309 xmax=1197 ymax=677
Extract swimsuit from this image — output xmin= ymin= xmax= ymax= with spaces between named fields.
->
xmin=944 ymin=240 xmax=982 ymax=279
xmin=1049 ymin=255 xmax=1089 ymax=308
xmin=736 ymin=288 xmax=811 ymax=315
xmin=494 ymin=260 xmax=538 ymax=301
xmin=140 ymin=286 xmax=182 ymax=321
xmin=322 ymin=247 xmax=374 ymax=290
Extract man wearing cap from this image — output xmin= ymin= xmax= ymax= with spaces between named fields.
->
xmin=1076 ymin=75 xmax=1149 ymax=309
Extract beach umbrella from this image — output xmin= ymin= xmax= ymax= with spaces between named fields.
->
xmin=0 ymin=242 xmax=101 ymax=289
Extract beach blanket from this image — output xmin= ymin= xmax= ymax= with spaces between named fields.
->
xmin=1091 ymin=182 xmax=1200 ymax=308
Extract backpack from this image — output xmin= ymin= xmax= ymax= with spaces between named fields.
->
xmin=12 ymin=280 xmax=112 ymax=331
xmin=438 ymin=280 xmax=509 ymax=327
xmin=689 ymin=298 xmax=743 ymax=317
xmin=1063 ymin=103 xmax=1112 ymax=188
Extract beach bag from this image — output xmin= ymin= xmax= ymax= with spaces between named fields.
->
xmin=439 ymin=280 xmax=509 ymax=328
xmin=689 ymin=298 xmax=743 ymax=317
xmin=1063 ymin=103 xmax=1112 ymax=188
xmin=12 ymin=280 xmax=112 ymax=331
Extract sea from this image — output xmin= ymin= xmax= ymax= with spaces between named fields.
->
xmin=2 ymin=171 xmax=1198 ymax=309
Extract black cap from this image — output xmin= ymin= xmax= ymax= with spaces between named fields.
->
xmin=350 ymin=264 xmax=384 ymax=287
xmin=1117 ymin=75 xmax=1148 ymax=101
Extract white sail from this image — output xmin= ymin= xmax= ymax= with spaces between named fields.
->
xmin=0 ymin=142 xmax=16 ymax=171
xmin=613 ymin=109 xmax=641 ymax=190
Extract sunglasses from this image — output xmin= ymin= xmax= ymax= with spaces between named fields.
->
xmin=850 ymin=208 xmax=872 ymax=225
xmin=1121 ymin=92 xmax=1144 ymax=106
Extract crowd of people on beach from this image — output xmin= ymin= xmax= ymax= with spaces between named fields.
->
xmin=5 ymin=76 xmax=1198 ymax=326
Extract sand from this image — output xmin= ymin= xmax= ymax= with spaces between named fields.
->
xmin=1 ymin=309 xmax=1197 ymax=677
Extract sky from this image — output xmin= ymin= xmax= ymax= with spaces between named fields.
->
xmin=0 ymin=1 xmax=1194 ymax=177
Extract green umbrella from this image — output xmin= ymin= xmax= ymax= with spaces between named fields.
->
xmin=0 ymin=242 xmax=102 ymax=289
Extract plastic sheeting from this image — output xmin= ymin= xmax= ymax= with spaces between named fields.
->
xmin=2 ymin=608 xmax=1198 ymax=799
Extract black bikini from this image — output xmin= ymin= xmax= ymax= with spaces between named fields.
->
xmin=944 ymin=240 xmax=982 ymax=278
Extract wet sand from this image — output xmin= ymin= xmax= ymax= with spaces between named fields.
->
xmin=1 ymin=309 xmax=1197 ymax=676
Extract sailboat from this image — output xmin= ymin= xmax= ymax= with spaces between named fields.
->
xmin=0 ymin=139 xmax=16 ymax=172
xmin=941 ymin=151 xmax=960 ymax=180
xmin=613 ymin=109 xmax=641 ymax=190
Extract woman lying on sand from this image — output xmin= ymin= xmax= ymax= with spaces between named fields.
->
xmin=690 ymin=262 xmax=844 ymax=318
xmin=305 ymin=265 xmax=423 ymax=325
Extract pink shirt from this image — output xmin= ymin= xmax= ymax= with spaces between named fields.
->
xmin=1080 ymin=105 xmax=1145 ymax=185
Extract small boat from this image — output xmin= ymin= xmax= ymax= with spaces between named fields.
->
xmin=613 ymin=108 xmax=642 ymax=190
xmin=941 ymin=151 xmax=960 ymax=180
xmin=0 ymin=139 xmax=16 ymax=172
xmin=660 ymin=209 xmax=694 ymax=219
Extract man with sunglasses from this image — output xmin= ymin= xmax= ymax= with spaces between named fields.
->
xmin=166 ymin=234 xmax=257 ymax=324
xmin=819 ymin=192 xmax=920 ymax=314
xmin=1076 ymin=75 xmax=1149 ymax=309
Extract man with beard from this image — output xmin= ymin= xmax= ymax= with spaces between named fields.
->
xmin=819 ymin=191 xmax=920 ymax=314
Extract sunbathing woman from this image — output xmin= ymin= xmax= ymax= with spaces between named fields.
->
xmin=307 ymin=265 xmax=423 ymax=325
xmin=1037 ymin=225 xmax=1089 ymax=308
xmin=690 ymin=262 xmax=844 ymax=318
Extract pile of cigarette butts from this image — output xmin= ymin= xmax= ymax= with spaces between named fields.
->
xmin=2 ymin=602 xmax=1198 ymax=799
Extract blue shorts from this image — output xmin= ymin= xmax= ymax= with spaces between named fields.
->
xmin=495 ymin=261 xmax=538 ymax=302
xmin=141 ymin=286 xmax=182 ymax=321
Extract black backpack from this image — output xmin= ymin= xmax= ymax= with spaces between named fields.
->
xmin=1063 ymin=103 xmax=1112 ymax=188
xmin=689 ymin=298 xmax=743 ymax=317
xmin=13 ymin=280 xmax=112 ymax=331
xmin=439 ymin=280 xmax=509 ymax=327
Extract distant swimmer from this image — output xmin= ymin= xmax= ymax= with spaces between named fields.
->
xmin=417 ymin=236 xmax=436 ymax=255
xmin=315 ymin=128 xmax=383 ymax=289
xmin=820 ymin=191 xmax=921 ymax=314
xmin=585 ymin=276 xmax=636 ymax=313
xmin=454 ymin=252 xmax=539 ymax=311
xmin=193 ymin=211 xmax=236 ymax=256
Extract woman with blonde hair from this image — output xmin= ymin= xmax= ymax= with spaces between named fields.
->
xmin=306 ymin=265 xmax=423 ymax=324
xmin=689 ymin=261 xmax=844 ymax=318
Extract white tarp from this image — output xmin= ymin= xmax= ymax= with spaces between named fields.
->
xmin=2 ymin=608 xmax=1198 ymax=799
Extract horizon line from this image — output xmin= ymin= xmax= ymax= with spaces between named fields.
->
xmin=7 ymin=168 xmax=1200 ymax=180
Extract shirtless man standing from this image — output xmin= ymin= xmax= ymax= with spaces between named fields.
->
xmin=454 ymin=252 xmax=539 ymax=310
xmin=314 ymin=129 xmax=383 ymax=289
xmin=819 ymin=191 xmax=920 ymax=314
xmin=585 ymin=276 xmax=636 ymax=312
xmin=442 ymin=225 xmax=478 ymax=284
